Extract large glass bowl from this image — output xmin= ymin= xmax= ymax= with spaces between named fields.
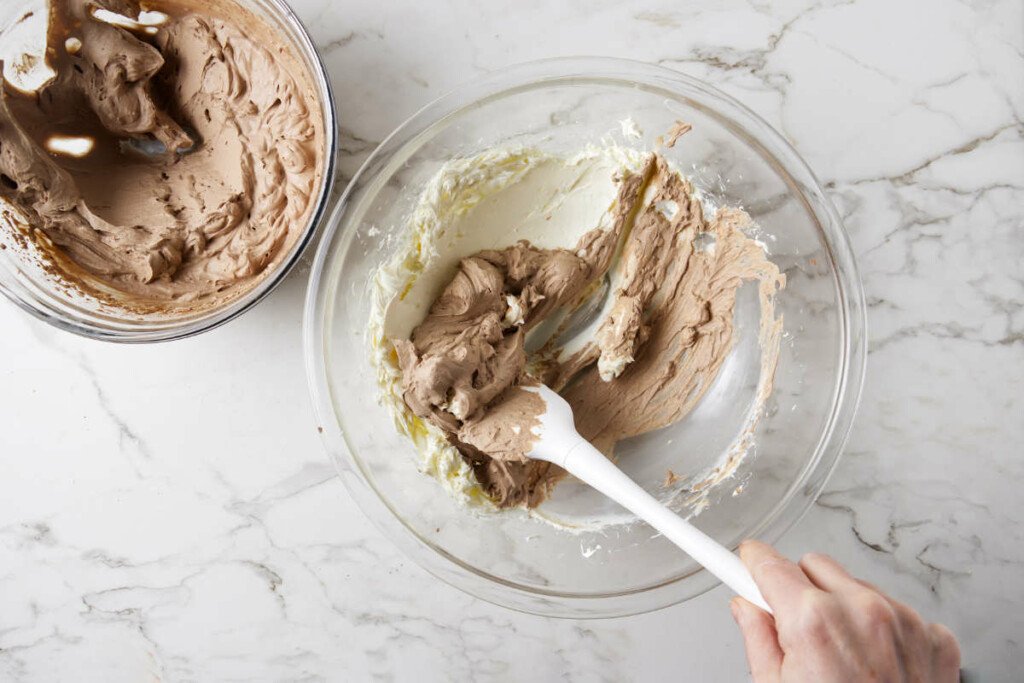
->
xmin=0 ymin=0 xmax=337 ymax=342
xmin=305 ymin=57 xmax=866 ymax=618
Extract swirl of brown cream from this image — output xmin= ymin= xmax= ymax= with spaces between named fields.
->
xmin=0 ymin=0 xmax=324 ymax=310
xmin=395 ymin=153 xmax=785 ymax=508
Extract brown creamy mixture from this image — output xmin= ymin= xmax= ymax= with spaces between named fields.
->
xmin=0 ymin=0 xmax=324 ymax=310
xmin=396 ymin=149 xmax=785 ymax=508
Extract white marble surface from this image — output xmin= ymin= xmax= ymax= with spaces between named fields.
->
xmin=1 ymin=0 xmax=1022 ymax=679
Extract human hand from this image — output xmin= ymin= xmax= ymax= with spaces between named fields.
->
xmin=730 ymin=540 xmax=961 ymax=682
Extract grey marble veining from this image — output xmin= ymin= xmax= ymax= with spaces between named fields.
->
xmin=0 ymin=0 xmax=1021 ymax=680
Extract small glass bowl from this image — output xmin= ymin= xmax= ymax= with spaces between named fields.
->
xmin=0 ymin=0 xmax=337 ymax=342
xmin=305 ymin=57 xmax=867 ymax=618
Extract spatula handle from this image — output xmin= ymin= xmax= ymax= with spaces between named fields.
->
xmin=561 ymin=440 xmax=772 ymax=614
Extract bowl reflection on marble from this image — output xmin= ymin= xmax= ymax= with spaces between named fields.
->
xmin=305 ymin=57 xmax=866 ymax=618
xmin=0 ymin=0 xmax=337 ymax=342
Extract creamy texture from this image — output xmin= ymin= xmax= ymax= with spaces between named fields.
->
xmin=0 ymin=0 xmax=324 ymax=309
xmin=394 ymin=167 xmax=646 ymax=507
xmin=385 ymin=142 xmax=785 ymax=509
xmin=370 ymin=148 xmax=646 ymax=509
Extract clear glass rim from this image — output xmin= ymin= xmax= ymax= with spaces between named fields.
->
xmin=0 ymin=0 xmax=338 ymax=343
xmin=304 ymin=56 xmax=868 ymax=618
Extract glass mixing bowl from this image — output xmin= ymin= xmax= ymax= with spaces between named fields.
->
xmin=305 ymin=57 xmax=866 ymax=618
xmin=0 ymin=0 xmax=336 ymax=342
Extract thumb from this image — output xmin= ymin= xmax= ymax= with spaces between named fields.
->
xmin=731 ymin=597 xmax=784 ymax=683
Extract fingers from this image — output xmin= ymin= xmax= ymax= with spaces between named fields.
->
xmin=804 ymin=555 xmax=961 ymax=682
xmin=740 ymin=540 xmax=817 ymax=614
xmin=805 ymin=555 xmax=914 ymax=621
xmin=928 ymin=622 xmax=962 ymax=681
xmin=853 ymin=569 xmax=932 ymax=640
xmin=736 ymin=541 xmax=963 ymax=682
xmin=731 ymin=597 xmax=784 ymax=683
xmin=803 ymin=554 xmax=926 ymax=647
xmin=798 ymin=552 xmax=862 ymax=593
xmin=855 ymin=577 xmax=884 ymax=593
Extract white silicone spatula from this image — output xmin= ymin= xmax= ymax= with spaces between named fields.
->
xmin=525 ymin=385 xmax=772 ymax=613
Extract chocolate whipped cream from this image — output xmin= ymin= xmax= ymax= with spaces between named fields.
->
xmin=0 ymin=0 xmax=324 ymax=309
xmin=395 ymin=168 xmax=646 ymax=507
xmin=396 ymin=140 xmax=785 ymax=509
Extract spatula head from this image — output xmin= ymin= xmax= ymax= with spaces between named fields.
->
xmin=522 ymin=384 xmax=587 ymax=468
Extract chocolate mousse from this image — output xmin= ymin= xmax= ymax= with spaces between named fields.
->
xmin=0 ymin=0 xmax=326 ymax=310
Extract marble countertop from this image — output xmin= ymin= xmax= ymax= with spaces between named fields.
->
xmin=1 ymin=0 xmax=1022 ymax=680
